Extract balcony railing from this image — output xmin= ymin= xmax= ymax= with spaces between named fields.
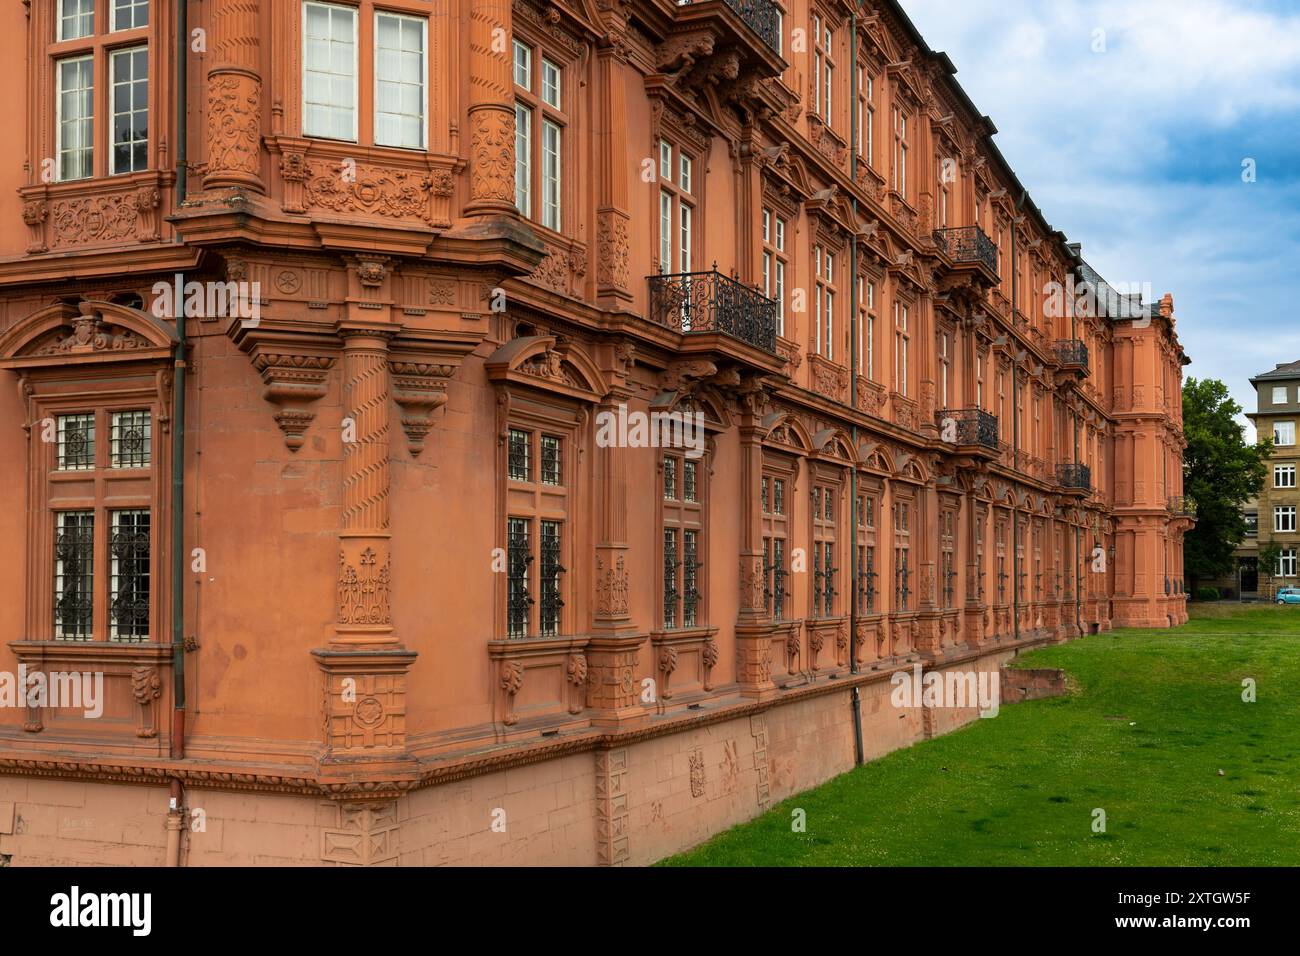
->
xmin=647 ymin=268 xmax=779 ymax=355
xmin=1057 ymin=462 xmax=1092 ymax=492
xmin=676 ymin=0 xmax=782 ymax=54
xmin=936 ymin=408 xmax=999 ymax=451
xmin=1055 ymin=339 xmax=1089 ymax=369
xmin=1169 ymin=495 xmax=1197 ymax=517
xmin=933 ymin=226 xmax=998 ymax=276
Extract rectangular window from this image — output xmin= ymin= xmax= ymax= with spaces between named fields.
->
xmin=1274 ymin=385 xmax=1288 ymax=405
xmin=683 ymin=460 xmax=698 ymax=503
xmin=541 ymin=58 xmax=561 ymax=109
xmin=57 ymin=413 xmax=96 ymax=471
xmin=57 ymin=55 xmax=94 ymax=181
xmin=541 ymin=119 xmax=562 ymax=231
xmin=514 ymin=102 xmax=532 ymax=217
xmin=513 ymin=40 xmax=531 ymax=88
xmin=1280 ymin=549 xmax=1298 ymax=578
xmin=538 ymin=520 xmax=563 ymax=637
xmin=506 ymin=517 xmax=530 ymax=639
xmin=663 ymin=456 xmax=677 ymax=500
xmin=303 ymin=2 xmax=358 ymax=141
xmin=663 ymin=528 xmax=679 ymax=628
xmin=113 ymin=0 xmax=149 ymax=31
xmin=1276 ymin=506 xmax=1296 ymax=533
xmin=110 ymin=410 xmax=151 ymax=469
xmin=683 ymin=529 xmax=700 ymax=627
xmin=109 ymin=47 xmax=149 ymax=175
xmin=109 ymin=509 xmax=150 ymax=642
xmin=894 ymin=301 xmax=910 ymax=396
xmin=1245 ymin=512 xmax=1258 ymax=536
xmin=1276 ymin=421 xmax=1296 ymax=446
xmin=540 ymin=434 xmax=562 ymax=486
xmin=54 ymin=511 xmax=94 ymax=640
xmin=1276 ymin=464 xmax=1296 ymax=489
xmin=507 ymin=428 xmax=531 ymax=481
xmin=60 ymin=0 xmax=94 ymax=40
xmin=374 ymin=12 xmax=427 ymax=149
xmin=658 ymin=190 xmax=672 ymax=271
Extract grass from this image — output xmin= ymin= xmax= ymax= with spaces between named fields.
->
xmin=661 ymin=603 xmax=1300 ymax=866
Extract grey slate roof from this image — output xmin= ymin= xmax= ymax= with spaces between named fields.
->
xmin=1251 ymin=361 xmax=1300 ymax=383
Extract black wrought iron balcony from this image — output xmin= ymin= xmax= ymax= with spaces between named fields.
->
xmin=933 ymin=226 xmax=998 ymax=277
xmin=647 ymin=268 xmax=779 ymax=355
xmin=1056 ymin=462 xmax=1092 ymax=492
xmin=1055 ymin=339 xmax=1089 ymax=371
xmin=1168 ymin=494 xmax=1197 ymax=517
xmin=675 ymin=0 xmax=782 ymax=54
xmin=936 ymin=408 xmax=999 ymax=452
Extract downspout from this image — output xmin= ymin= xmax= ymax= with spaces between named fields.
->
xmin=1071 ymin=268 xmax=1081 ymax=635
xmin=171 ymin=0 xmax=188 ymax=759
xmin=846 ymin=13 xmax=864 ymax=768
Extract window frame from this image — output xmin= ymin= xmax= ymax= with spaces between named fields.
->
xmin=372 ymin=9 xmax=429 ymax=150
xmin=513 ymin=33 xmax=569 ymax=233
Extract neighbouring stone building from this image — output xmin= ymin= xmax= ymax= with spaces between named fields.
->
xmin=1212 ymin=361 xmax=1300 ymax=599
xmin=0 ymin=0 xmax=1189 ymax=866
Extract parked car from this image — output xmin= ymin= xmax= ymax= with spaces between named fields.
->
xmin=1276 ymin=588 xmax=1300 ymax=605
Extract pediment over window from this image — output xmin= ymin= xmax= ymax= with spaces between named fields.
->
xmin=811 ymin=427 xmax=856 ymax=464
xmin=485 ymin=335 xmax=605 ymax=401
xmin=761 ymin=410 xmax=812 ymax=452
xmin=0 ymin=300 xmax=176 ymax=370
xmin=857 ymin=440 xmax=894 ymax=475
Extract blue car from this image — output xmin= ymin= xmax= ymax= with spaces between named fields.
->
xmin=1277 ymin=588 xmax=1300 ymax=605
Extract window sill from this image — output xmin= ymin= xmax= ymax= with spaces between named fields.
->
xmin=19 ymin=170 xmax=172 ymax=254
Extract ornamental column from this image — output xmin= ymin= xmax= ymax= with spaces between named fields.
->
xmin=735 ymin=380 xmax=775 ymax=698
xmin=205 ymin=0 xmax=265 ymax=192
xmin=465 ymin=0 xmax=517 ymax=216
xmin=312 ymin=260 xmax=416 ymax=778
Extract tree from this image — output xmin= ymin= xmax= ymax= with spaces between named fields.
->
xmin=1182 ymin=377 xmax=1270 ymax=592
xmin=1258 ymin=541 xmax=1284 ymax=600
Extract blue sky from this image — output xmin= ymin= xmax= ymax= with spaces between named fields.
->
xmin=902 ymin=0 xmax=1300 ymax=436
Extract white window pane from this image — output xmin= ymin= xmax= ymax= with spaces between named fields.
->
xmin=513 ymin=40 xmax=531 ymax=88
xmin=659 ymin=142 xmax=671 ymax=182
xmin=542 ymin=119 xmax=561 ymax=230
xmin=515 ymin=102 xmax=532 ymax=216
xmin=303 ymin=3 xmax=357 ymax=140
xmin=541 ymin=59 xmax=561 ymax=109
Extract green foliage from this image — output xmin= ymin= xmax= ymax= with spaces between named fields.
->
xmin=1182 ymin=378 xmax=1269 ymax=584
xmin=663 ymin=604 xmax=1300 ymax=866
xmin=1195 ymin=586 xmax=1220 ymax=601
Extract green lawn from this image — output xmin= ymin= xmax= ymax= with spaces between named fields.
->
xmin=662 ymin=603 xmax=1300 ymax=866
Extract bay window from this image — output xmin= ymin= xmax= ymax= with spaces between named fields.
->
xmin=514 ymin=36 xmax=566 ymax=231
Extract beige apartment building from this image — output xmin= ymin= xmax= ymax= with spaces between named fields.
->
xmin=1232 ymin=361 xmax=1300 ymax=597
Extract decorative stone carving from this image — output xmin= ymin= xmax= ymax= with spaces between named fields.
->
xmin=566 ymin=653 xmax=588 ymax=715
xmin=249 ymin=352 xmax=334 ymax=450
xmin=337 ymin=547 xmax=392 ymax=625
xmin=702 ymin=637 xmax=719 ymax=691
xmin=51 ymin=195 xmax=137 ymax=247
xmin=305 ymin=161 xmax=433 ymax=222
xmin=499 ymin=660 xmax=524 ymax=726
xmin=131 ymin=666 xmax=163 ymax=738
xmin=596 ymin=555 xmax=629 ymax=616
xmin=389 ymin=361 xmax=452 ymax=457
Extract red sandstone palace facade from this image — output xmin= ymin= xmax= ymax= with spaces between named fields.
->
xmin=0 ymin=0 xmax=1189 ymax=866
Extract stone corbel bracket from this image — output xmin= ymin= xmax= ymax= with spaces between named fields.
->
xmin=388 ymin=360 xmax=452 ymax=457
xmin=232 ymin=325 xmax=339 ymax=451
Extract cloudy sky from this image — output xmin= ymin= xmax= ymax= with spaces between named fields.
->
xmin=902 ymin=0 xmax=1300 ymax=436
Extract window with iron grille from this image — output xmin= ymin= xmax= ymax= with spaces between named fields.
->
xmin=506 ymin=517 xmax=532 ymax=639
xmin=894 ymin=498 xmax=912 ymax=610
xmin=663 ymin=528 xmax=679 ymax=627
xmin=111 ymin=409 xmax=151 ymax=468
xmin=662 ymin=450 xmax=705 ymax=628
xmin=996 ymin=518 xmax=1008 ymax=604
xmin=540 ymin=434 xmax=562 ymax=486
xmin=57 ymin=413 xmax=95 ymax=470
xmin=940 ymin=508 xmax=956 ymax=609
xmin=538 ymin=520 xmax=564 ymax=636
xmin=858 ymin=545 xmax=876 ymax=612
xmin=54 ymin=511 xmax=94 ymax=640
xmin=663 ymin=456 xmax=677 ymax=500
xmin=812 ymin=482 xmax=839 ymax=618
xmin=682 ymin=529 xmax=699 ymax=627
xmin=110 ymin=509 xmax=150 ymax=641
xmin=683 ymin=460 xmax=697 ymax=503
xmin=773 ymin=478 xmax=785 ymax=515
xmin=507 ymin=428 xmax=531 ymax=481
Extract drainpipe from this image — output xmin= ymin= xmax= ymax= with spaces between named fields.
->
xmin=1072 ymin=268 xmax=1081 ymax=636
xmin=171 ymin=0 xmax=189 ymax=758
xmin=846 ymin=13 xmax=864 ymax=768
xmin=165 ymin=779 xmax=185 ymax=867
